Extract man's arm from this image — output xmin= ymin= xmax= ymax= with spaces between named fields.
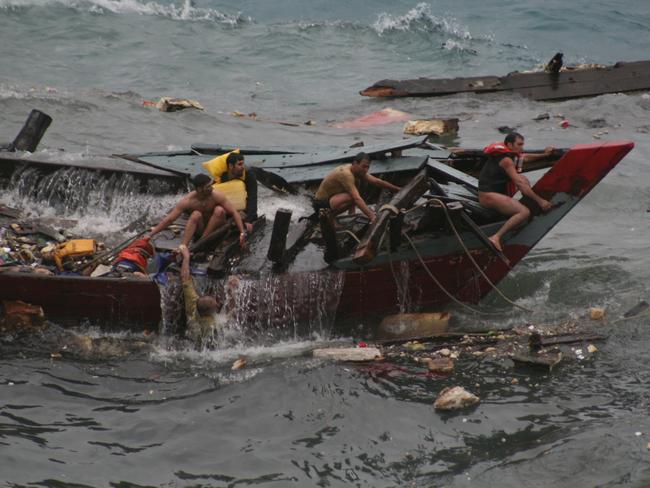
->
xmin=349 ymin=186 xmax=376 ymax=221
xmin=523 ymin=146 xmax=555 ymax=164
xmin=364 ymin=173 xmax=401 ymax=193
xmin=179 ymin=244 xmax=191 ymax=282
xmin=149 ymin=201 xmax=186 ymax=237
xmin=501 ymin=158 xmax=552 ymax=211
xmin=213 ymin=190 xmax=247 ymax=246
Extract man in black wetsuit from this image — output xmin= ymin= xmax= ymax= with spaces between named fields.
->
xmin=478 ymin=132 xmax=554 ymax=252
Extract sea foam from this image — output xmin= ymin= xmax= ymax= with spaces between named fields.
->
xmin=0 ymin=0 xmax=247 ymax=25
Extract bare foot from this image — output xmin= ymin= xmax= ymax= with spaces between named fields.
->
xmin=488 ymin=235 xmax=503 ymax=252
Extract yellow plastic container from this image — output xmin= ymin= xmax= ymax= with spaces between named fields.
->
xmin=54 ymin=239 xmax=97 ymax=270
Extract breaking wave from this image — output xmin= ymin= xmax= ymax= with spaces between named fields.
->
xmin=372 ymin=2 xmax=474 ymax=39
xmin=0 ymin=0 xmax=247 ymax=25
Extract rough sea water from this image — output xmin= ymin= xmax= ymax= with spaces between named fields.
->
xmin=2 ymin=0 xmax=650 ymax=486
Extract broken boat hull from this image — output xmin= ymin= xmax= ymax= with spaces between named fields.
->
xmin=0 ymin=141 xmax=634 ymax=329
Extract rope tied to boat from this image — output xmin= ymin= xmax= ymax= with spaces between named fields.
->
xmin=424 ymin=197 xmax=534 ymax=313
xmin=379 ymin=203 xmax=401 ymax=216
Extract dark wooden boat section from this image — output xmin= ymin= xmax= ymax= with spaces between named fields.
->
xmin=0 ymin=139 xmax=634 ymax=329
xmin=360 ymin=60 xmax=650 ymax=101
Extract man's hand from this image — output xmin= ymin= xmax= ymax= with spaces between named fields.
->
xmin=239 ymin=232 xmax=247 ymax=248
xmin=368 ymin=211 xmax=377 ymax=223
xmin=245 ymin=222 xmax=253 ymax=234
xmin=538 ymin=199 xmax=553 ymax=212
xmin=543 ymin=146 xmax=555 ymax=156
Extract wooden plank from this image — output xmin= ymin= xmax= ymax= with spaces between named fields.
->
xmin=0 ymin=153 xmax=182 ymax=178
xmin=353 ymin=168 xmax=429 ymax=264
xmin=361 ymin=60 xmax=650 ymax=101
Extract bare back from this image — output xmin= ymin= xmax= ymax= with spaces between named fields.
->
xmin=178 ymin=189 xmax=229 ymax=223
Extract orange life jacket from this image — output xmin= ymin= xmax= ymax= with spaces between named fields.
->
xmin=483 ymin=142 xmax=523 ymax=197
xmin=113 ymin=238 xmax=154 ymax=273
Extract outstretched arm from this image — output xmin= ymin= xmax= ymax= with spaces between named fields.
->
xmin=349 ymin=186 xmax=376 ymax=221
xmin=179 ymin=244 xmax=191 ymax=282
xmin=501 ymin=158 xmax=552 ymax=211
xmin=523 ymin=146 xmax=555 ymax=164
xmin=150 ymin=202 xmax=185 ymax=237
xmin=364 ymin=173 xmax=401 ymax=192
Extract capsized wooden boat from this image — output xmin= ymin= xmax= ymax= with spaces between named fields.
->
xmin=360 ymin=60 xmax=650 ymax=101
xmin=0 ymin=139 xmax=634 ymax=331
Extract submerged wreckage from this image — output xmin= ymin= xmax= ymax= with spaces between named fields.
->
xmin=361 ymin=57 xmax=650 ymax=101
xmin=0 ymin=113 xmax=634 ymax=331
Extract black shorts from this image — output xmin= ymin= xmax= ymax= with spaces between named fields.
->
xmin=311 ymin=198 xmax=331 ymax=211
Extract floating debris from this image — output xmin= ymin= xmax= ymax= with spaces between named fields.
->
xmin=589 ymin=307 xmax=605 ymax=320
xmin=231 ymin=357 xmax=247 ymax=370
xmin=433 ymin=386 xmax=479 ymax=411
xmin=403 ymin=118 xmax=458 ymax=137
xmin=312 ymin=347 xmax=382 ymax=362
xmin=153 ymin=97 xmax=204 ymax=112
xmin=377 ymin=312 xmax=451 ymax=341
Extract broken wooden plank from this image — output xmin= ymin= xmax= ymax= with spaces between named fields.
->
xmin=511 ymin=352 xmax=563 ymax=371
xmin=312 ymin=347 xmax=382 ymax=362
xmin=354 ymin=168 xmax=429 ymax=264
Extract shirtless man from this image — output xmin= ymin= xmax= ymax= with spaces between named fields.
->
xmin=149 ymin=173 xmax=247 ymax=248
xmin=478 ymin=132 xmax=554 ymax=252
xmin=313 ymin=152 xmax=400 ymax=222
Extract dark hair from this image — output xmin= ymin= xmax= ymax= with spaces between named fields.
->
xmin=191 ymin=173 xmax=212 ymax=188
xmin=352 ymin=152 xmax=369 ymax=163
xmin=226 ymin=152 xmax=244 ymax=166
xmin=197 ymin=295 xmax=218 ymax=316
xmin=504 ymin=132 xmax=524 ymax=145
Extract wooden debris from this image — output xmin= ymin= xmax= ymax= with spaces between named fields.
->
xmin=587 ymin=344 xmax=598 ymax=354
xmin=511 ymin=352 xmax=563 ymax=371
xmin=624 ymin=300 xmax=649 ymax=318
xmin=313 ymin=347 xmax=382 ymax=362
xmin=377 ymin=312 xmax=450 ymax=341
xmin=434 ymin=386 xmax=479 ymax=411
xmin=421 ymin=357 xmax=454 ymax=373
xmin=155 ymin=97 xmax=204 ymax=112
xmin=589 ymin=307 xmax=605 ymax=320
xmin=267 ymin=208 xmax=292 ymax=263
xmin=403 ymin=118 xmax=459 ymax=137
xmin=231 ymin=357 xmax=247 ymax=370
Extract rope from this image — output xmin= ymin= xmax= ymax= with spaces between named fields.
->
xmin=430 ymin=197 xmax=534 ymax=313
xmin=379 ymin=203 xmax=400 ymax=216
xmin=336 ymin=229 xmax=361 ymax=243
xmin=403 ymin=232 xmax=502 ymax=315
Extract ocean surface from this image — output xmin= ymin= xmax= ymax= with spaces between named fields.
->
xmin=2 ymin=0 xmax=650 ymax=486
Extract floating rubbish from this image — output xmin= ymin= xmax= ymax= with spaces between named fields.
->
xmin=403 ymin=118 xmax=459 ymax=137
xmin=511 ymin=352 xmax=563 ymax=372
xmin=312 ymin=347 xmax=382 ymax=362
xmin=153 ymin=97 xmax=204 ymax=112
xmin=433 ymin=386 xmax=480 ymax=411
xmin=587 ymin=344 xmax=598 ymax=354
xmin=534 ymin=113 xmax=550 ymax=121
xmin=624 ymin=300 xmax=649 ymax=318
xmin=377 ymin=312 xmax=450 ymax=341
xmin=589 ymin=307 xmax=605 ymax=320
xmin=560 ymin=120 xmax=570 ymax=129
xmin=421 ymin=357 xmax=454 ymax=374
xmin=231 ymin=357 xmax=247 ymax=370
xmin=332 ymin=108 xmax=411 ymax=129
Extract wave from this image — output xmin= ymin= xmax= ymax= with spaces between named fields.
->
xmin=372 ymin=2 xmax=476 ymax=40
xmin=0 ymin=0 xmax=247 ymax=25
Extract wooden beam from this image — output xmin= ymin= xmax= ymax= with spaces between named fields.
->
xmin=353 ymin=168 xmax=429 ymax=265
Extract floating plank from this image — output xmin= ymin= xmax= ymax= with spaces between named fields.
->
xmin=361 ymin=60 xmax=650 ymax=101
xmin=313 ymin=347 xmax=382 ymax=362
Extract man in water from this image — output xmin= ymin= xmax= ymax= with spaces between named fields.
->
xmin=148 ymin=173 xmax=247 ymax=248
xmin=179 ymin=243 xmax=221 ymax=347
xmin=478 ymin=132 xmax=554 ymax=252
xmin=313 ymin=152 xmax=400 ymax=222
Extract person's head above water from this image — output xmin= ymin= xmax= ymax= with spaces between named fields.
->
xmin=196 ymin=295 xmax=219 ymax=316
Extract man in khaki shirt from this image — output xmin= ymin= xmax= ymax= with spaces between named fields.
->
xmin=179 ymin=244 xmax=221 ymax=348
xmin=313 ymin=152 xmax=400 ymax=222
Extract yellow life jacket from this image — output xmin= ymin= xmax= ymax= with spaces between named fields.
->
xmin=201 ymin=149 xmax=247 ymax=211
xmin=213 ymin=179 xmax=247 ymax=211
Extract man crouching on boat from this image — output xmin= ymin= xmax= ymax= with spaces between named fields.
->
xmin=478 ymin=132 xmax=554 ymax=252
xmin=179 ymin=243 xmax=223 ymax=347
xmin=148 ymin=173 xmax=247 ymax=248
xmin=313 ymin=152 xmax=400 ymax=222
